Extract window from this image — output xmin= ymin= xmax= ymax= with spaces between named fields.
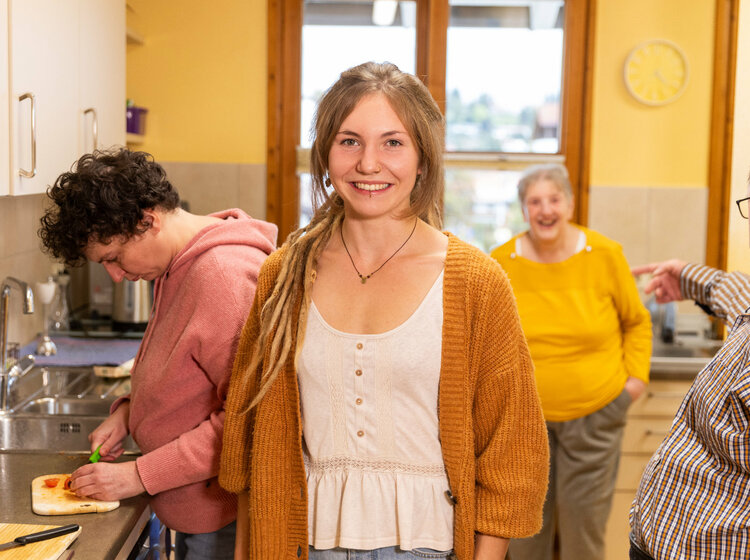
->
xmin=442 ymin=1 xmax=567 ymax=251
xmin=445 ymin=2 xmax=564 ymax=154
xmin=298 ymin=1 xmax=418 ymax=225
xmin=268 ymin=0 xmax=593 ymax=251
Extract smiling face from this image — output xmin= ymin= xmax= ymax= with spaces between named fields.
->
xmin=522 ymin=178 xmax=575 ymax=243
xmin=327 ymin=92 xmax=421 ymax=220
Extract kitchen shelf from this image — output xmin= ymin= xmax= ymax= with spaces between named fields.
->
xmin=126 ymin=132 xmax=144 ymax=144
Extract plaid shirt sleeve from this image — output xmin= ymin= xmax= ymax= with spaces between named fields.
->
xmin=631 ymin=263 xmax=750 ymax=559
xmin=681 ymin=263 xmax=750 ymax=325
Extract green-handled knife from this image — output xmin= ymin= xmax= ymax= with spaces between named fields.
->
xmin=88 ymin=444 xmax=102 ymax=463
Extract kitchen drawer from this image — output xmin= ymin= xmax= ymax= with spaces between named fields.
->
xmin=615 ymin=453 xmax=652 ymax=490
xmin=605 ymin=490 xmax=634 ymax=560
xmin=622 ymin=416 xmax=674 ymax=453
xmin=628 ymin=380 xmax=692 ymax=417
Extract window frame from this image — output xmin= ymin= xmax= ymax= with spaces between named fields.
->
xmin=266 ymin=0 xmax=594 ymax=242
xmin=706 ymin=0 xmax=739 ymax=270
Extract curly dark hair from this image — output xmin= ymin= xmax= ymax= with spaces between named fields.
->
xmin=39 ymin=148 xmax=180 ymax=267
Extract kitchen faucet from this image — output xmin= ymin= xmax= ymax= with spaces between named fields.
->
xmin=0 ymin=277 xmax=35 ymax=413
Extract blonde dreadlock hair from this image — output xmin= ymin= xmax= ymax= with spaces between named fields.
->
xmin=246 ymin=61 xmax=445 ymax=408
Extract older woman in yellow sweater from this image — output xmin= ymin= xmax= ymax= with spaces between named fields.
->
xmin=491 ymin=164 xmax=652 ymax=560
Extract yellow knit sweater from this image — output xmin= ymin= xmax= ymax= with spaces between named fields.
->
xmin=491 ymin=226 xmax=652 ymax=421
xmin=219 ymin=234 xmax=549 ymax=559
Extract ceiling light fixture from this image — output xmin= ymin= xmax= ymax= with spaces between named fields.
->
xmin=372 ymin=0 xmax=398 ymax=26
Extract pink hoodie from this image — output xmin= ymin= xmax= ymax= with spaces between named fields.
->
xmin=114 ymin=208 xmax=276 ymax=533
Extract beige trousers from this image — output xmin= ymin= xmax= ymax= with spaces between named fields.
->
xmin=508 ymin=388 xmax=631 ymax=560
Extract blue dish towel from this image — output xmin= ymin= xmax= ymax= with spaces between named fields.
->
xmin=19 ymin=336 xmax=141 ymax=367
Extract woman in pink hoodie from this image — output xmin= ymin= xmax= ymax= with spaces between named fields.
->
xmin=39 ymin=148 xmax=278 ymax=560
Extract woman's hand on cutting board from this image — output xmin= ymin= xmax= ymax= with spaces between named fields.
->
xmin=69 ymin=461 xmax=146 ymax=501
xmin=89 ymin=400 xmax=130 ymax=461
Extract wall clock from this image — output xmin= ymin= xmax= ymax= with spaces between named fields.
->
xmin=624 ymin=39 xmax=689 ymax=106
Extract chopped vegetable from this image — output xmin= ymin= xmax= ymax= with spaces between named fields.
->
xmin=43 ymin=478 xmax=59 ymax=488
xmin=63 ymin=477 xmax=72 ymax=490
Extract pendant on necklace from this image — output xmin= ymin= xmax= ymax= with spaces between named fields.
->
xmin=360 ymin=276 xmax=367 ymax=284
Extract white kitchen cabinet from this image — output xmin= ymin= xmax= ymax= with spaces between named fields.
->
xmin=6 ymin=0 xmax=124 ymax=197
xmin=604 ymin=379 xmax=692 ymax=560
xmin=79 ymin=0 xmax=126 ymax=153
xmin=9 ymin=0 xmax=79 ymax=196
xmin=0 ymin=0 xmax=9 ymax=197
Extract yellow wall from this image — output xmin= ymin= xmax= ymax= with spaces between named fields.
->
xmin=727 ymin=2 xmax=750 ymax=274
xmin=590 ymin=0 xmax=715 ymax=188
xmin=127 ymin=0 xmax=716 ymax=190
xmin=126 ymin=0 xmax=267 ymax=163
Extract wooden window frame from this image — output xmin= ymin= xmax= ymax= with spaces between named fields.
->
xmin=267 ymin=0 xmax=596 ymax=241
xmin=706 ymin=0 xmax=739 ymax=270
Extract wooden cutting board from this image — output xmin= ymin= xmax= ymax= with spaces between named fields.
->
xmin=31 ymin=474 xmax=120 ymax=515
xmin=0 ymin=523 xmax=80 ymax=560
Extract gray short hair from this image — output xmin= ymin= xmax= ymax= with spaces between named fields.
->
xmin=517 ymin=163 xmax=573 ymax=203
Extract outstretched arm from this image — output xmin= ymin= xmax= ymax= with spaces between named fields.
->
xmin=632 ymin=259 xmax=688 ymax=303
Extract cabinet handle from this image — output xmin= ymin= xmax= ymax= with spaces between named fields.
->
xmin=647 ymin=391 xmax=686 ymax=398
xmin=83 ymin=107 xmax=98 ymax=151
xmin=18 ymin=92 xmax=36 ymax=178
xmin=645 ymin=429 xmax=668 ymax=436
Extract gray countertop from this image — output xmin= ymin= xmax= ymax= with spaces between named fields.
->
xmin=0 ymin=451 xmax=150 ymax=560
xmin=650 ymin=339 xmax=722 ymax=380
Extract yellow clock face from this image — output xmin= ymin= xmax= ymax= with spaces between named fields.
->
xmin=624 ymin=40 xmax=689 ymax=106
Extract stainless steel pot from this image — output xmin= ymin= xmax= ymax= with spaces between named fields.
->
xmin=112 ymin=279 xmax=152 ymax=329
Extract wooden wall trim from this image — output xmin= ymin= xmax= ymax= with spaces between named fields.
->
xmin=416 ymin=0 xmax=449 ymax=113
xmin=267 ymin=0 xmax=302 ymax=241
xmin=706 ymin=0 xmax=739 ymax=269
xmin=268 ymin=0 xmax=594 ymax=241
xmin=561 ymin=0 xmax=594 ymax=225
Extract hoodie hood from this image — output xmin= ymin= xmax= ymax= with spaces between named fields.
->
xmin=167 ymin=208 xmax=277 ymax=276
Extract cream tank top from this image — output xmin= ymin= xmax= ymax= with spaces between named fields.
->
xmin=297 ymin=271 xmax=454 ymax=551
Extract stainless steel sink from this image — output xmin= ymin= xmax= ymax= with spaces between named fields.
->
xmin=19 ymin=396 xmax=113 ymax=416
xmin=1 ymin=365 xmax=138 ymax=453
xmin=0 ymin=414 xmax=138 ymax=454
xmin=653 ymin=345 xmax=718 ymax=358
xmin=9 ymin=365 xmax=131 ymax=415
xmin=651 ymin=339 xmax=723 ymax=377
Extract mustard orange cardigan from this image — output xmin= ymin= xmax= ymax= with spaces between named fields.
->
xmin=219 ymin=234 xmax=549 ymax=559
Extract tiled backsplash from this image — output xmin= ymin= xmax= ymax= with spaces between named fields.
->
xmin=0 ymin=178 xmax=709 ymax=347
xmin=0 ymin=161 xmax=268 ymax=348
xmin=0 ymin=194 xmax=55 ymax=345
xmin=589 ymin=184 xmax=709 ymax=318
xmin=159 ymin=161 xmax=267 ymax=218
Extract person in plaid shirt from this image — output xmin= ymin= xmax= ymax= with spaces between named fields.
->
xmin=628 ymin=190 xmax=750 ymax=560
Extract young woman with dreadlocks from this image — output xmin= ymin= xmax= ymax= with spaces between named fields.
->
xmin=219 ymin=62 xmax=548 ymax=560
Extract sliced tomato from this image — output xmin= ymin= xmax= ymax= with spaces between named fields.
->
xmin=63 ymin=477 xmax=72 ymax=490
xmin=43 ymin=477 xmax=59 ymax=488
